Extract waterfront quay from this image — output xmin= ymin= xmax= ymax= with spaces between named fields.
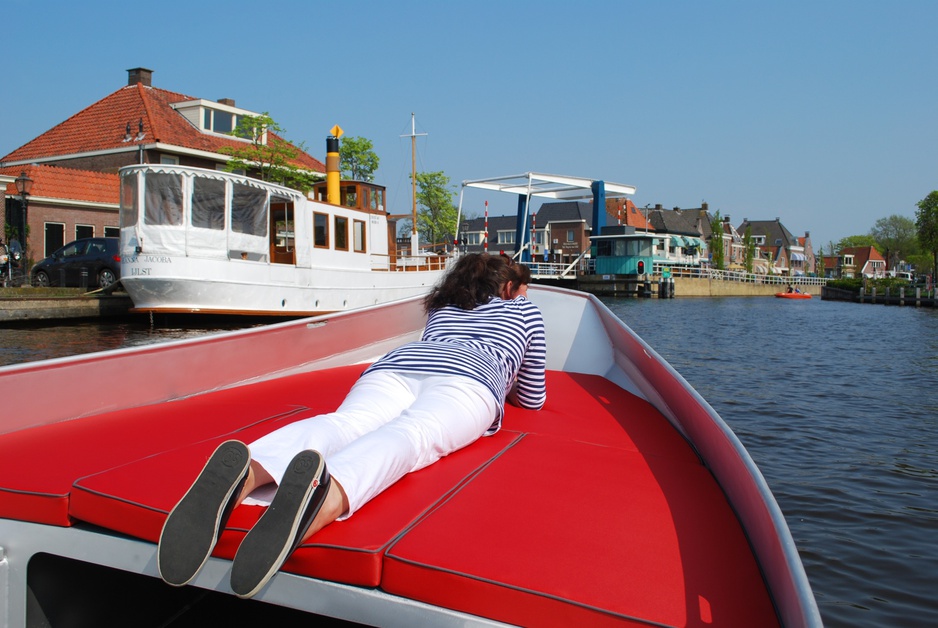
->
xmin=0 ymin=288 xmax=134 ymax=323
xmin=823 ymin=285 xmax=936 ymax=307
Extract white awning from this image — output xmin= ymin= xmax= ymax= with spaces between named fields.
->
xmin=791 ymin=252 xmax=806 ymax=261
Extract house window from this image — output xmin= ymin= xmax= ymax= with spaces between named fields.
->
xmin=313 ymin=213 xmax=329 ymax=248
xmin=160 ymin=155 xmax=179 ymax=165
xmin=104 ymin=226 xmax=120 ymax=238
xmin=465 ymin=232 xmax=481 ymax=245
xmin=353 ymin=220 xmax=366 ymax=252
xmin=566 ymin=230 xmax=575 ymax=242
xmin=75 ymin=225 xmax=94 ymax=240
xmin=44 ymin=223 xmax=65 ymax=258
xmin=497 ymin=230 xmax=515 ymax=245
xmin=203 ymin=109 xmax=240 ymax=134
xmin=335 ymin=216 xmax=349 ymax=250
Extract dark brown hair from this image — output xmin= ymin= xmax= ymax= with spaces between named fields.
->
xmin=424 ymin=253 xmax=511 ymax=311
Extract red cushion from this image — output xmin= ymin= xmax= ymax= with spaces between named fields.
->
xmin=0 ymin=365 xmax=364 ymax=526
xmin=70 ymin=427 xmax=521 ymax=587
xmin=382 ymin=433 xmax=777 ymax=627
xmin=507 ymin=371 xmax=700 ymax=465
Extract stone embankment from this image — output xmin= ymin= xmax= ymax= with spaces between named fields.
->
xmin=0 ymin=289 xmax=134 ymax=323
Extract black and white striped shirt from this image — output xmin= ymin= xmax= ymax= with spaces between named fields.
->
xmin=363 ymin=296 xmax=547 ymax=432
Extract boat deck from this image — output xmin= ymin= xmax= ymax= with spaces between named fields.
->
xmin=0 ymin=363 xmax=778 ymax=626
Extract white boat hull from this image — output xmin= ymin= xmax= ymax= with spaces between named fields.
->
xmin=122 ymin=256 xmax=444 ymax=315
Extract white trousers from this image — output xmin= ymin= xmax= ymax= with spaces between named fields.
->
xmin=247 ymin=370 xmax=498 ymax=518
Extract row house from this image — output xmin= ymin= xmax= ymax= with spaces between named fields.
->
xmin=824 ymin=246 xmax=885 ymax=279
xmin=737 ymin=218 xmax=815 ymax=276
xmin=646 ymin=204 xmax=708 ymax=267
xmin=1 ymin=67 xmax=324 ymax=262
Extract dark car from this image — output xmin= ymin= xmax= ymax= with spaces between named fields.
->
xmin=31 ymin=237 xmax=121 ymax=289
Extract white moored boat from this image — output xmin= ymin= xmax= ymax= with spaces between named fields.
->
xmin=119 ymin=162 xmax=447 ymax=316
xmin=0 ymin=282 xmax=820 ymax=626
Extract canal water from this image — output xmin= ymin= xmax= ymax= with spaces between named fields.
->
xmin=1 ymin=297 xmax=936 ymax=627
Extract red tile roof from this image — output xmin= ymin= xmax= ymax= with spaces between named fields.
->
xmin=1 ymin=164 xmax=118 ymax=205
xmin=2 ymin=83 xmax=325 ymax=173
xmin=842 ymin=245 xmax=884 ymax=268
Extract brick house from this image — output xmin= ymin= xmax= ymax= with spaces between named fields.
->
xmin=1 ymin=67 xmax=324 ymax=263
xmin=737 ymin=218 xmax=815 ymax=276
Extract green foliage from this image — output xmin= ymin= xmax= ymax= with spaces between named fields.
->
xmin=870 ymin=214 xmax=919 ymax=267
xmin=916 ymin=191 xmax=938 ymax=276
xmin=907 ymin=253 xmax=933 ymax=275
xmin=742 ymin=225 xmax=754 ymax=273
xmin=835 ymin=234 xmax=878 ymax=252
xmin=339 ymin=136 xmax=380 ymax=182
xmin=219 ymin=113 xmax=320 ymax=192
xmin=400 ymin=171 xmax=458 ymax=247
xmin=709 ymin=211 xmax=725 ymax=270
xmin=826 ymin=278 xmax=864 ymax=292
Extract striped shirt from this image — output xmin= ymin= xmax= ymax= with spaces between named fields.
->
xmin=363 ymin=296 xmax=547 ymax=432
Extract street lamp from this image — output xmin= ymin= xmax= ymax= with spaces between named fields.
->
xmin=14 ymin=171 xmax=33 ymax=259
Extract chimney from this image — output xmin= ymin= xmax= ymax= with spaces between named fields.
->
xmin=127 ymin=67 xmax=153 ymax=87
xmin=723 ymin=215 xmax=731 ymax=223
xmin=701 ymin=202 xmax=708 ymax=211
xmin=217 ymin=98 xmax=236 ymax=107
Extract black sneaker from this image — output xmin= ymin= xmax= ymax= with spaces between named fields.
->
xmin=158 ymin=440 xmax=250 ymax=586
xmin=229 ymin=450 xmax=331 ymax=599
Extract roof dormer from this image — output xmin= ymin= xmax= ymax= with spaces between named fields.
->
xmin=170 ymin=98 xmax=264 ymax=143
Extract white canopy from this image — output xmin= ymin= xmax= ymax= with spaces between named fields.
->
xmin=460 ymin=172 xmax=636 ymax=201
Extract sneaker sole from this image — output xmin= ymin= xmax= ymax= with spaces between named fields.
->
xmin=157 ymin=440 xmax=250 ymax=586
xmin=230 ymin=450 xmax=328 ymax=598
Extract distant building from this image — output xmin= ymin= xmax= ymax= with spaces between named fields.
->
xmin=737 ymin=218 xmax=814 ymax=276
xmin=1 ymin=67 xmax=324 ymax=260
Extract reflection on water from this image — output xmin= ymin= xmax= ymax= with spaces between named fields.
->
xmin=3 ymin=300 xmax=938 ymax=626
xmin=604 ymin=297 xmax=938 ymax=627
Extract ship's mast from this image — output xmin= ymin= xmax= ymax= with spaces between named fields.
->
xmin=402 ymin=113 xmax=427 ymax=257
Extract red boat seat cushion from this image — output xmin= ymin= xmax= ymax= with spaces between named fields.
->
xmin=0 ymin=365 xmax=365 ymax=526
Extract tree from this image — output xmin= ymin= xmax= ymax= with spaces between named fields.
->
xmin=869 ymin=214 xmax=918 ymax=270
xmin=339 ymin=136 xmax=380 ymax=182
xmin=709 ymin=211 xmax=725 ymax=270
xmin=742 ymin=225 xmax=755 ymax=273
xmin=835 ymin=234 xmax=878 ymax=252
xmin=220 ymin=113 xmax=320 ymax=192
xmin=915 ymin=191 xmax=938 ymax=279
xmin=399 ymin=171 xmax=458 ymax=249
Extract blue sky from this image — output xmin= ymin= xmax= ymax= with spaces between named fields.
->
xmin=2 ymin=0 xmax=936 ymax=249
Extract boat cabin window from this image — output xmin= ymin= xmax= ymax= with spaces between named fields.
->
xmin=311 ymin=181 xmax=387 ymax=214
xmin=353 ymin=220 xmax=366 ymax=252
xmin=231 ymin=182 xmax=267 ymax=236
xmin=191 ymin=177 xmax=226 ymax=230
xmin=120 ymin=174 xmax=137 ymax=228
xmin=340 ymin=185 xmax=358 ymax=209
xmin=313 ymin=212 xmax=329 ymax=248
xmin=368 ymin=188 xmax=384 ymax=212
xmin=334 ymin=216 xmax=349 ymax=250
xmin=144 ymin=173 xmax=184 ymax=226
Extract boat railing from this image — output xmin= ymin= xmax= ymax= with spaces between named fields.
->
xmin=390 ymin=253 xmax=450 ymax=272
